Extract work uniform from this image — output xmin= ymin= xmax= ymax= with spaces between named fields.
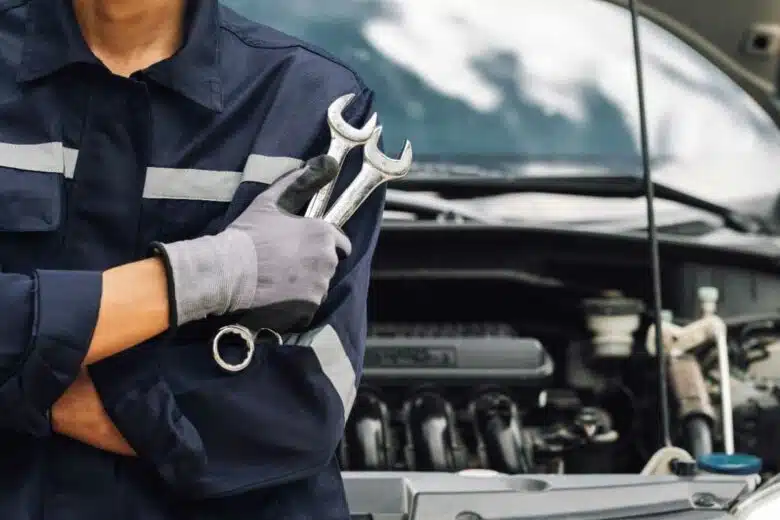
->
xmin=0 ymin=1 xmax=384 ymax=518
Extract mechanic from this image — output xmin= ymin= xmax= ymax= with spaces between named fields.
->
xmin=0 ymin=0 xmax=384 ymax=519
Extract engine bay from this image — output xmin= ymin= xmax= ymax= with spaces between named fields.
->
xmin=340 ymin=224 xmax=780 ymax=478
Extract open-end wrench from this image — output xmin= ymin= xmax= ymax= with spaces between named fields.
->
xmin=212 ymin=126 xmax=412 ymax=374
xmin=305 ymin=93 xmax=378 ymax=219
xmin=323 ymin=126 xmax=413 ymax=227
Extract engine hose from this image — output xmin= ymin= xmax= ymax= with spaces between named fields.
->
xmin=685 ymin=416 xmax=713 ymax=459
xmin=668 ymin=354 xmax=716 ymax=458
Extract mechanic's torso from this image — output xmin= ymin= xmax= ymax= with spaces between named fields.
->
xmin=0 ymin=1 xmax=358 ymax=518
xmin=0 ymin=10 xmax=322 ymax=275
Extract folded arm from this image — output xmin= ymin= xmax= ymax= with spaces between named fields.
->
xmin=88 ymin=85 xmax=385 ymax=497
xmin=51 ymin=370 xmax=135 ymax=456
xmin=0 ymin=258 xmax=170 ymax=438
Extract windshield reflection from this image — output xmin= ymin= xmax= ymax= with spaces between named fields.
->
xmin=224 ymin=0 xmax=780 ymax=206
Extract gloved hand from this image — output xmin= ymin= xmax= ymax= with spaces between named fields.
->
xmin=152 ymin=155 xmax=352 ymax=331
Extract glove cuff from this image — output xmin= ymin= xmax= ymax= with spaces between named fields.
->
xmin=150 ymin=230 xmax=258 ymax=326
xmin=149 ymin=241 xmax=181 ymax=329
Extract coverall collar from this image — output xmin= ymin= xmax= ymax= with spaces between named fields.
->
xmin=17 ymin=0 xmax=223 ymax=111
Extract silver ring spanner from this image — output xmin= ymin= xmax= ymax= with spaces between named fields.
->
xmin=211 ymin=326 xmax=283 ymax=373
xmin=212 ymin=106 xmax=412 ymax=374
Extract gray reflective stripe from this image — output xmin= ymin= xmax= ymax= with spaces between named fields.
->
xmin=243 ymin=155 xmax=304 ymax=184
xmin=63 ymin=147 xmax=78 ymax=179
xmin=295 ymin=325 xmax=357 ymax=422
xmin=143 ymin=155 xmax=304 ymax=201
xmin=0 ymin=141 xmax=65 ymax=173
xmin=0 ymin=141 xmax=302 ymax=201
xmin=143 ymin=167 xmax=240 ymax=202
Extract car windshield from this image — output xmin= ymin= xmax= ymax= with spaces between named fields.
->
xmin=222 ymin=0 xmax=780 ymax=207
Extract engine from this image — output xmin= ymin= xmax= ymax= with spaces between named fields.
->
xmin=339 ymin=322 xmax=624 ymax=474
xmin=342 ymin=274 xmax=780 ymax=477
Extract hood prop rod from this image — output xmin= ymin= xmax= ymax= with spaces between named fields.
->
xmin=628 ymin=0 xmax=672 ymax=448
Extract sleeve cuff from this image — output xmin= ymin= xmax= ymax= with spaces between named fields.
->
xmin=89 ymin=346 xmax=206 ymax=488
xmin=15 ymin=270 xmax=102 ymax=434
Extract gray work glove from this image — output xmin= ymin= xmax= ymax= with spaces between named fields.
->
xmin=152 ymin=155 xmax=352 ymax=331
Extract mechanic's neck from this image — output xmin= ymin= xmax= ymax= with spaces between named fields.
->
xmin=72 ymin=0 xmax=186 ymax=77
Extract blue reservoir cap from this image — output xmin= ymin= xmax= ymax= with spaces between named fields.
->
xmin=696 ymin=453 xmax=762 ymax=476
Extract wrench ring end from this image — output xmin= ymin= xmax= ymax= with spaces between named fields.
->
xmin=212 ymin=324 xmax=256 ymax=374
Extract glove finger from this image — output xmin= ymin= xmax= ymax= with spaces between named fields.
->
xmin=332 ymin=227 xmax=353 ymax=257
xmin=264 ymin=155 xmax=340 ymax=214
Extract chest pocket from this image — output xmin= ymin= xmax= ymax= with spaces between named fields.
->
xmin=0 ymin=151 xmax=66 ymax=271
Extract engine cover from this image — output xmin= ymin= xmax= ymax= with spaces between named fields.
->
xmin=340 ymin=324 xmax=620 ymax=474
xmin=363 ymin=334 xmax=554 ymax=385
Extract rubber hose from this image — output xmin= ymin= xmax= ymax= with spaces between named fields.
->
xmin=685 ymin=416 xmax=713 ymax=458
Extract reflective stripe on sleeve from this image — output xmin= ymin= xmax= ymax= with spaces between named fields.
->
xmin=293 ymin=325 xmax=358 ymax=422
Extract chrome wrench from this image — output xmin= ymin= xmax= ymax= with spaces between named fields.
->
xmin=305 ymin=93 xmax=378 ymax=219
xmin=212 ymin=127 xmax=413 ymax=374
xmin=323 ymin=126 xmax=413 ymax=227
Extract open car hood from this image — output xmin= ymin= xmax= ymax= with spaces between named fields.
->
xmin=434 ymin=154 xmax=780 ymax=231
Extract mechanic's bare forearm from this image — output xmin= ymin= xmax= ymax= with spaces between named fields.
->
xmin=83 ymin=258 xmax=170 ymax=366
xmin=50 ymin=259 xmax=169 ymax=455
xmin=51 ymin=372 xmax=137 ymax=456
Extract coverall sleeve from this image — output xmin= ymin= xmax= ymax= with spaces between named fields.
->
xmin=0 ymin=270 xmax=102 ymax=436
xmin=89 ymin=86 xmax=385 ymax=498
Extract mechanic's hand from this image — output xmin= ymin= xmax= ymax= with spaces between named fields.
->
xmin=51 ymin=371 xmax=136 ymax=456
xmin=153 ymin=155 xmax=351 ymax=329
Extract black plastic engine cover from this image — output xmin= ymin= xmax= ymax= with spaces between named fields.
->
xmin=362 ymin=336 xmax=554 ymax=386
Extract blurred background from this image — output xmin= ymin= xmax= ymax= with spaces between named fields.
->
xmin=215 ymin=0 xmax=780 ymax=488
xmin=223 ymin=0 xmax=780 ymax=227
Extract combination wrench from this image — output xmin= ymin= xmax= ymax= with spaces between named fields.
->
xmin=322 ymin=126 xmax=413 ymax=227
xmin=212 ymin=114 xmax=413 ymax=373
xmin=305 ymin=93 xmax=378 ymax=219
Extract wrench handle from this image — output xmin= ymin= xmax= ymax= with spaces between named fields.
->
xmin=323 ymin=165 xmax=386 ymax=228
xmin=304 ymin=137 xmax=355 ymax=219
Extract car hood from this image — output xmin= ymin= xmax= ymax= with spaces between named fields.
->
xmin=389 ymin=154 xmax=780 ymax=257
xmin=385 ymin=191 xmax=780 ymax=259
xmin=430 ymin=154 xmax=780 ymax=229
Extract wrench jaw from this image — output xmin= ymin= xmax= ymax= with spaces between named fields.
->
xmin=364 ymin=130 xmax=413 ymax=176
xmin=323 ymin=126 xmax=414 ymax=228
xmin=305 ymin=96 xmax=379 ymax=219
xmin=327 ymin=94 xmax=379 ymax=144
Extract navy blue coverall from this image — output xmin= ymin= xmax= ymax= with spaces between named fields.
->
xmin=0 ymin=1 xmax=385 ymax=518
